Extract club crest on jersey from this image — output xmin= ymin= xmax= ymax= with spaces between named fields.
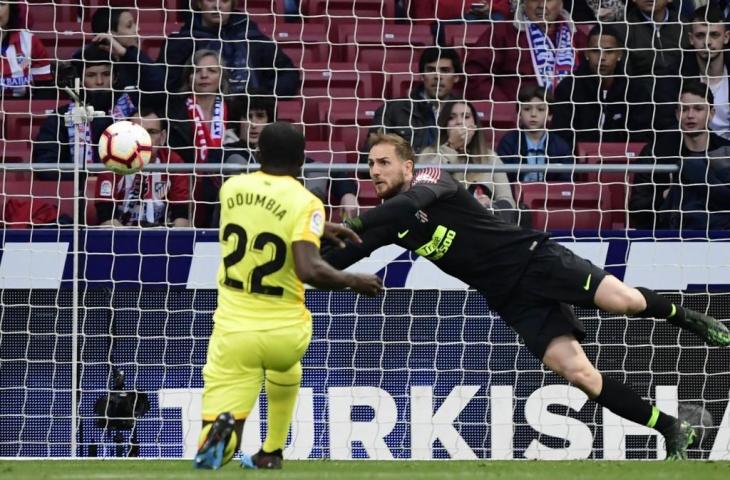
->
xmin=413 ymin=168 xmax=441 ymax=185
xmin=99 ymin=180 xmax=113 ymax=197
xmin=310 ymin=210 xmax=324 ymax=236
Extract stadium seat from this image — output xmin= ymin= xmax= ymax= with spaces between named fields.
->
xmin=515 ymin=182 xmax=613 ymax=231
xmin=337 ymin=22 xmax=434 ymax=68
xmin=36 ymin=32 xmax=86 ymax=60
xmin=441 ymin=22 xmax=491 ymax=48
xmin=385 ymin=62 xmax=421 ymax=98
xmin=576 ymin=142 xmax=646 ymax=163
xmin=0 ymin=141 xmax=32 ymax=164
xmin=306 ymin=141 xmax=348 ymax=164
xmin=0 ymin=178 xmax=72 ymax=227
xmin=240 ymin=0 xmax=286 ymax=15
xmin=472 ymin=100 xmax=518 ymax=130
xmin=304 ymin=0 xmax=397 ymax=20
xmin=320 ymin=99 xmax=382 ymax=161
xmin=301 ymin=62 xmax=385 ymax=100
xmin=1 ymin=100 xmax=61 ymax=142
xmin=578 ymin=145 xmax=645 ymax=230
xmin=258 ymin=22 xmax=331 ymax=64
xmin=83 ymin=0 xmax=187 ymax=24
xmin=25 ymin=1 xmax=80 ymax=32
xmin=357 ymin=179 xmax=380 ymax=207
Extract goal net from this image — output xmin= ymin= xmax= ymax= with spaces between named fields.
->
xmin=1 ymin=0 xmax=729 ymax=461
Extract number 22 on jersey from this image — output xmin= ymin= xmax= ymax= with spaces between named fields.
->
xmin=221 ymin=223 xmax=286 ymax=296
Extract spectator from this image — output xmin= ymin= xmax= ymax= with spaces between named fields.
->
xmin=509 ymin=0 xmax=607 ymax=21
xmin=159 ymin=0 xmax=299 ymax=95
xmin=224 ymin=92 xmax=360 ymax=219
xmin=630 ymin=81 xmax=730 ymax=229
xmin=420 ymin=100 xmax=517 ymax=214
xmin=32 ymin=45 xmax=115 ymax=180
xmin=95 ymin=107 xmax=190 ymax=227
xmin=618 ymin=0 xmax=686 ymax=84
xmin=464 ymin=0 xmax=588 ymax=102
xmin=167 ymin=49 xmax=233 ymax=227
xmin=497 ymin=85 xmax=573 ymax=183
xmin=661 ymin=81 xmax=730 ymax=229
xmin=409 ymin=0 xmax=511 ymax=20
xmin=366 ymin=47 xmax=462 ymax=157
xmin=682 ymin=4 xmax=730 ymax=140
xmin=0 ymin=1 xmax=53 ymax=97
xmin=87 ymin=7 xmax=165 ymax=94
xmin=585 ymin=0 xmax=626 ymax=21
xmin=552 ymin=24 xmax=655 ymax=147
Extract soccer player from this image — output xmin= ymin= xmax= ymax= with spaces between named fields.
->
xmin=194 ymin=122 xmax=382 ymax=470
xmin=326 ymin=133 xmax=730 ymax=460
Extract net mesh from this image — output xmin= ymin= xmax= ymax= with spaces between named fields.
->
xmin=0 ymin=0 xmax=729 ymax=461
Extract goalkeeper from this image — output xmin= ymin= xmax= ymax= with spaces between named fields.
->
xmin=195 ymin=122 xmax=382 ymax=470
xmin=326 ymin=133 xmax=730 ymax=460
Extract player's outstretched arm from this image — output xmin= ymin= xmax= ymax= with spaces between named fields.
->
xmin=293 ymin=241 xmax=382 ymax=296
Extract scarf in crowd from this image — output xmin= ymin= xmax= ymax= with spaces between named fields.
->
xmin=526 ymin=21 xmax=575 ymax=91
xmin=65 ymin=101 xmax=94 ymax=166
xmin=186 ymin=95 xmax=227 ymax=163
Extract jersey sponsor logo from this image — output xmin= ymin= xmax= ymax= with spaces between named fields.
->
xmin=416 ymin=210 xmax=428 ymax=223
xmin=583 ymin=273 xmax=591 ymax=291
xmin=1 ymin=74 xmax=31 ymax=87
xmin=99 ymin=180 xmax=113 ymax=197
xmin=414 ymin=225 xmax=456 ymax=261
xmin=397 ymin=229 xmax=409 ymax=239
xmin=310 ymin=210 xmax=324 ymax=236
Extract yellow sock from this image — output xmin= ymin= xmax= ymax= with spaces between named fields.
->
xmin=262 ymin=378 xmax=299 ymax=453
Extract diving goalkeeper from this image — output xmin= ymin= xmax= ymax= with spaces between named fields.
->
xmin=326 ymin=133 xmax=730 ymax=460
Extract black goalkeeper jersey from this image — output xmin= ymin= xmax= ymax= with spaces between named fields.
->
xmin=324 ymin=168 xmax=549 ymax=307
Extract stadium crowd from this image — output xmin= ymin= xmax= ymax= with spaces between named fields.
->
xmin=1 ymin=0 xmax=729 ymax=230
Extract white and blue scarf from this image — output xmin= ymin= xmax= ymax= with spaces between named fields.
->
xmin=526 ymin=22 xmax=575 ymax=91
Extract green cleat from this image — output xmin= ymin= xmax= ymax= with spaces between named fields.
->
xmin=664 ymin=421 xmax=697 ymax=460
xmin=671 ymin=309 xmax=730 ymax=347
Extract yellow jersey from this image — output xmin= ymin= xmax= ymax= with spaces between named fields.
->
xmin=213 ymin=171 xmax=325 ymax=332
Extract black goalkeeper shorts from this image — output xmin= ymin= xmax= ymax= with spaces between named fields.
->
xmin=496 ymin=240 xmax=607 ymax=360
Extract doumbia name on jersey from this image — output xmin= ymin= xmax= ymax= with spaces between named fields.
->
xmin=225 ymin=192 xmax=288 ymax=220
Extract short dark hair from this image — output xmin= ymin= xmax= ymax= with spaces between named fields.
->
xmin=72 ymin=44 xmax=113 ymax=78
xmin=680 ymin=80 xmax=715 ymax=105
xmin=418 ymin=47 xmax=462 ymax=74
xmin=587 ymin=24 xmax=624 ymax=47
xmin=691 ymin=4 xmax=726 ymax=25
xmin=5 ymin=2 xmax=21 ymax=29
xmin=91 ymin=7 xmax=129 ymax=33
xmin=238 ymin=88 xmax=276 ymax=123
xmin=136 ymin=105 xmax=168 ymax=131
xmin=517 ymin=84 xmax=553 ymax=108
xmin=258 ymin=122 xmax=305 ymax=168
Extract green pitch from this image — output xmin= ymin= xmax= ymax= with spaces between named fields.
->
xmin=2 ymin=460 xmax=730 ymax=480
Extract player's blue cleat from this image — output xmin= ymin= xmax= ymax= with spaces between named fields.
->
xmin=240 ymin=448 xmax=283 ymax=469
xmin=676 ymin=309 xmax=730 ymax=347
xmin=665 ymin=420 xmax=697 ymax=460
xmin=193 ymin=412 xmax=236 ymax=470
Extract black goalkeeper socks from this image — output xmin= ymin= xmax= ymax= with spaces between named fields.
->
xmin=594 ymin=375 xmax=677 ymax=435
xmin=635 ymin=287 xmax=686 ymax=324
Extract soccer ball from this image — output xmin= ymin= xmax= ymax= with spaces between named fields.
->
xmin=98 ymin=120 xmax=153 ymax=174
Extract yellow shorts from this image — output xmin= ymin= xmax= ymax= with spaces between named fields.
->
xmin=201 ymin=322 xmax=312 ymax=421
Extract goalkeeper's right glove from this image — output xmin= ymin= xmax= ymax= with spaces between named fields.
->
xmin=342 ymin=217 xmax=363 ymax=233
